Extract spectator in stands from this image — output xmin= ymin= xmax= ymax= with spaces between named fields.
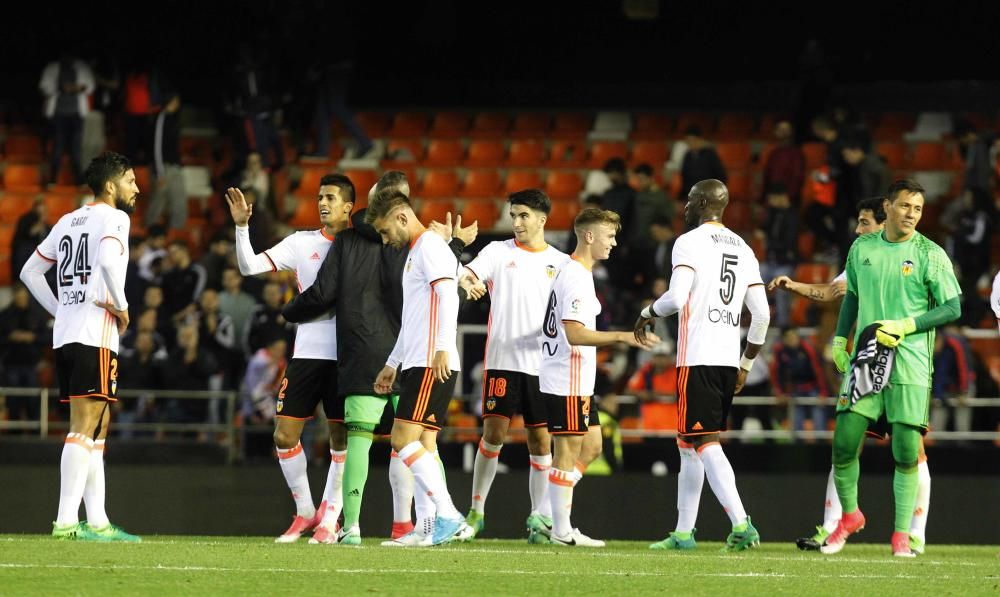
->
xmin=954 ymin=119 xmax=994 ymax=196
xmin=600 ymin=158 xmax=637 ymax=246
xmin=229 ymin=44 xmax=283 ymax=171
xmin=840 ymin=134 xmax=890 ymax=212
xmin=762 ymin=120 xmax=805 ymax=203
xmin=239 ymin=152 xmax=271 ymax=215
xmin=145 ymin=92 xmax=186 ymax=230
xmin=125 ymin=236 xmax=148 ymax=311
xmin=198 ymin=232 xmax=234 ymax=291
xmin=730 ymin=335 xmax=777 ymax=441
xmin=161 ymin=240 xmax=207 ymax=324
xmin=307 ymin=59 xmax=374 ymax=159
xmin=137 ymin=225 xmax=168 ymax=283
xmin=247 ymin=282 xmax=295 ymax=354
xmin=240 ymin=336 xmax=287 ymax=457
xmin=114 ymin=330 xmax=165 ymax=438
xmin=679 ymin=125 xmax=726 ymax=199
xmin=931 ymin=326 xmax=975 ymax=436
xmin=196 ymin=288 xmax=241 ymax=390
xmin=627 ymin=342 xmax=678 ymax=401
xmin=120 ymin=308 xmax=167 ymax=357
xmin=218 ymin=267 xmax=258 ymax=356
xmin=638 ymin=216 xmax=676 ymax=293
xmin=632 ymin=163 xmax=673 ymax=244
xmin=949 ymin=188 xmax=994 ymax=326
xmin=39 ymin=53 xmax=95 ymax=185
xmin=770 ymin=328 xmax=829 ymax=439
xmin=11 ymin=198 xmax=50 ymax=283
xmin=0 ymin=284 xmax=50 ymax=425
xmin=755 ymin=183 xmax=799 ymax=328
xmin=163 ymin=324 xmax=219 ymax=425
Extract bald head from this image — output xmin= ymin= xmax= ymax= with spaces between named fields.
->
xmin=684 ymin=179 xmax=729 ymax=228
xmin=375 ymin=170 xmax=410 ymax=199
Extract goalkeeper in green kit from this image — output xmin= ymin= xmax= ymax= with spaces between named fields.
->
xmin=821 ymin=179 xmax=961 ymax=557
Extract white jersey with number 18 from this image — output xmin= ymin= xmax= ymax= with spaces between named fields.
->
xmin=35 ymin=202 xmax=130 ymax=352
xmin=671 ymin=223 xmax=763 ymax=368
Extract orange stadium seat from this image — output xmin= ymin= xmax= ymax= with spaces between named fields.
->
xmin=545 ymin=140 xmax=586 ymax=168
xmin=504 ymin=170 xmax=542 ymax=194
xmin=419 ymin=169 xmax=459 ymax=199
xmin=801 ymin=142 xmax=827 ymax=170
xmin=510 ymin=113 xmax=551 ymax=138
xmin=875 ymin=142 xmax=907 ymax=170
xmin=343 ymin=170 xmax=378 ymax=201
xmin=387 ymin=112 xmax=429 ymax=137
xmin=384 ymin=138 xmax=426 ymax=164
xmin=43 ymin=194 xmax=79 ymax=223
xmin=587 ymin=141 xmax=628 ymax=169
xmin=0 ymin=224 xmax=15 ymax=249
xmin=722 ymin=201 xmax=752 ymax=232
xmin=418 ymin=199 xmax=454 ymax=223
xmin=675 ymin=112 xmax=715 ymax=135
xmin=464 ymin=140 xmax=506 ymax=168
xmin=909 ymin=142 xmax=949 ymax=170
xmin=424 ymin=139 xmax=466 ymax=167
xmin=545 ymin=200 xmax=580 ymax=230
xmin=725 ymin=170 xmax=752 ymax=202
xmin=354 ymin=111 xmax=390 ymax=137
xmin=551 ymin=112 xmax=592 ymax=140
xmin=428 ymin=112 xmax=470 ymax=138
xmin=797 ymin=231 xmax=816 ymax=262
xmin=288 ymin=196 xmax=320 ymax=228
xmin=296 ymin=167 xmax=329 ymax=198
xmin=0 ymin=192 xmax=36 ymax=221
xmin=630 ymin=141 xmax=669 ymax=169
xmin=716 ymin=113 xmax=755 ymax=140
xmin=3 ymin=135 xmax=44 ymax=162
xmin=470 ymin=112 xmax=511 ymax=138
xmin=794 ymin=263 xmax=833 ymax=284
xmin=458 ymin=169 xmax=502 ymax=199
xmin=133 ymin=166 xmax=152 ymax=196
xmin=0 ymin=255 xmax=10 ymax=286
xmin=716 ymin=142 xmax=752 ymax=169
xmin=631 ymin=112 xmax=673 ymax=140
xmin=544 ymin=171 xmax=582 ymax=201
xmin=461 ymin=199 xmax=500 ymax=230
xmin=506 ymin=140 xmax=546 ymax=167
xmin=3 ymin=164 xmax=42 ymax=192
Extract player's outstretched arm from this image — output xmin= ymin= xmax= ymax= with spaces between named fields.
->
xmin=634 ymin=265 xmax=694 ymax=342
xmin=19 ymin=250 xmax=58 ymax=317
xmin=768 ymin=276 xmax=844 ymax=302
xmin=282 ymin=238 xmax=341 ymax=323
xmin=566 ymin=321 xmax=660 ymax=349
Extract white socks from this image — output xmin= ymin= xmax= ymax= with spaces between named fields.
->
xmin=910 ymin=459 xmax=931 ymax=540
xmin=276 ymin=442 xmax=315 ymax=518
xmin=398 ymin=442 xmax=460 ymax=521
xmin=471 ymin=440 xmax=502 ymax=515
xmin=822 ymin=466 xmax=843 ymax=533
xmin=56 ymin=433 xmax=94 ymax=526
xmin=547 ymin=468 xmax=575 ymax=538
xmin=699 ymin=443 xmax=747 ymax=527
xmin=529 ymin=454 xmax=552 ymax=517
xmin=389 ymin=451 xmax=415 ymax=524
xmin=321 ymin=449 xmax=346 ymax=527
xmin=83 ymin=439 xmax=109 ymax=529
xmin=675 ymin=444 xmax=705 ymax=533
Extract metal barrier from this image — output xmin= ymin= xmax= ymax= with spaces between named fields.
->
xmin=2 ymin=387 xmax=999 ymax=458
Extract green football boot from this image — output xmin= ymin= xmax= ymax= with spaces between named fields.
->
xmin=722 ymin=517 xmax=760 ymax=552
xmin=909 ymin=533 xmax=925 ymax=555
xmin=465 ymin=511 xmax=484 ymax=538
xmin=86 ymin=522 xmax=142 ymax=543
xmin=796 ymin=526 xmax=829 ymax=551
xmin=649 ymin=529 xmax=697 ymax=550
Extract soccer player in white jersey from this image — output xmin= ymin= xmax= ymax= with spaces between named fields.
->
xmin=992 ymin=271 xmax=1000 ymax=333
xmin=226 ymin=173 xmax=353 ymax=543
xmin=368 ymin=189 xmax=474 ymax=545
xmin=633 ymin=179 xmax=771 ymax=552
xmin=540 ymin=207 xmax=659 ymax=547
xmin=20 ymin=152 xmax=140 ymax=541
xmin=459 ymin=189 xmax=570 ymax=542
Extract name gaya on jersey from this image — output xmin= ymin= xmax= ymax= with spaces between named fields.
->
xmin=466 ymin=239 xmax=569 ymax=376
xmin=673 ymin=224 xmax=763 ymax=368
xmin=38 ymin=203 xmax=130 ymax=352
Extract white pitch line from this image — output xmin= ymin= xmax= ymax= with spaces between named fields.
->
xmin=0 ymin=563 xmax=981 ymax=580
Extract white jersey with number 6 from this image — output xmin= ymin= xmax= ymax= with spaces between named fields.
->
xmin=35 ymin=202 xmax=130 ymax=351
xmin=672 ymin=223 xmax=763 ymax=368
xmin=538 ymin=257 xmax=600 ymax=397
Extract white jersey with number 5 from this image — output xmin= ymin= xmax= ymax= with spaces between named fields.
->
xmin=35 ymin=202 xmax=130 ymax=351
xmin=672 ymin=222 xmax=763 ymax=368
xmin=538 ymin=257 xmax=600 ymax=397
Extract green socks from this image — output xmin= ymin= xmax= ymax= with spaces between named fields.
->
xmin=342 ymin=427 xmax=375 ymax=529
xmin=832 ymin=412 xmax=868 ymax=513
xmin=891 ymin=424 xmax=921 ymax=533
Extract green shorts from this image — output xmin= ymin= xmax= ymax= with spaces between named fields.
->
xmin=836 ymin=382 xmax=930 ymax=429
xmin=344 ymin=394 xmax=399 ymax=425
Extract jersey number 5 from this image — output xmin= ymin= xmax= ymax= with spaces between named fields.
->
xmin=719 ymin=253 xmax=738 ymax=305
xmin=58 ymin=233 xmax=92 ymax=287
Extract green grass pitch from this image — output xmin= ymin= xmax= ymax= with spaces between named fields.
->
xmin=1 ymin=535 xmax=997 ymax=595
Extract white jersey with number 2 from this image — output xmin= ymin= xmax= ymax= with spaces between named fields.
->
xmin=671 ymin=223 xmax=763 ymax=368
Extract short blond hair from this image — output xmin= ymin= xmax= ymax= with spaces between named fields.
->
xmin=574 ymin=207 xmax=621 ymax=233
xmin=365 ymin=189 xmax=411 ymax=225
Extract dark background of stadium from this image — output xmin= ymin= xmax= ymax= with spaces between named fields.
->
xmin=3 ymin=0 xmax=1000 ymax=111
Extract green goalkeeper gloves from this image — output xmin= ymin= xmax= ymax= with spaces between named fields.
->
xmin=874 ymin=318 xmax=916 ymax=348
xmin=831 ymin=336 xmax=851 ymax=373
